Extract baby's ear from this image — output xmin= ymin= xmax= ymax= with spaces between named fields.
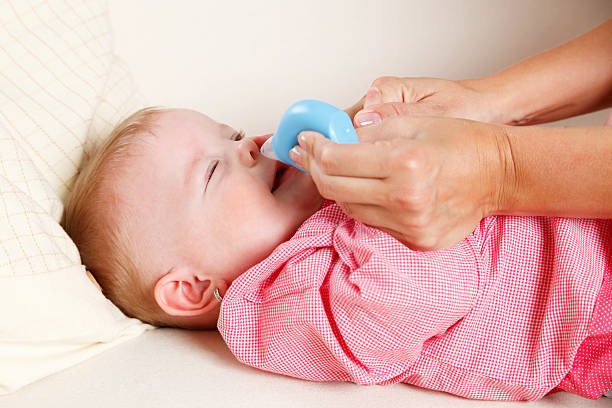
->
xmin=154 ymin=266 xmax=218 ymax=317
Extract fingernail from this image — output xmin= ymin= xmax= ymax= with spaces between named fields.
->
xmin=355 ymin=111 xmax=381 ymax=127
xmin=364 ymin=87 xmax=382 ymax=108
xmin=290 ymin=146 xmax=303 ymax=165
xmin=298 ymin=131 xmax=318 ymax=148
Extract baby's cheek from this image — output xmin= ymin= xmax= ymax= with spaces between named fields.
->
xmin=222 ymin=186 xmax=275 ymax=229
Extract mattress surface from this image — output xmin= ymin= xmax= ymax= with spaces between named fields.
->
xmin=3 ymin=329 xmax=609 ymax=408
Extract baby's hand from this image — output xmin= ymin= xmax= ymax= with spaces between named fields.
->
xmin=353 ymin=76 xmax=500 ymax=128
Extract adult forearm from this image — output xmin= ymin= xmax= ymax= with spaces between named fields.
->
xmin=497 ymin=125 xmax=612 ymax=218
xmin=467 ymin=19 xmax=612 ymax=125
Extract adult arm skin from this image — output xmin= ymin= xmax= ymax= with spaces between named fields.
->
xmin=353 ymin=19 xmax=612 ymax=127
xmin=475 ymin=18 xmax=612 ymax=125
xmin=498 ymin=124 xmax=612 ymax=218
xmin=291 ymin=120 xmax=612 ymax=250
xmin=286 ymin=19 xmax=612 ymax=250
xmin=355 ymin=19 xmax=612 ymax=219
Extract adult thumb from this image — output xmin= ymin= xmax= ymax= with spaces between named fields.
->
xmin=353 ymin=102 xmax=441 ymax=128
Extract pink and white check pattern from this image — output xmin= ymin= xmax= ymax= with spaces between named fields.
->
xmin=556 ymin=264 xmax=612 ymax=399
xmin=218 ymin=203 xmax=610 ymax=400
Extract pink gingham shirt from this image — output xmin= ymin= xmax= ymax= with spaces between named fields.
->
xmin=218 ymin=203 xmax=610 ymax=400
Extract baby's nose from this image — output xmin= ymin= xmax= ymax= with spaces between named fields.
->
xmin=237 ymin=137 xmax=259 ymax=167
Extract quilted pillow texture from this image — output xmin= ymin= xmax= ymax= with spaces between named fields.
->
xmin=0 ymin=0 xmax=150 ymax=394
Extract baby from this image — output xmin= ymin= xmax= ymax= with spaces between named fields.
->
xmin=62 ymin=107 xmax=611 ymax=401
xmin=63 ymin=107 xmax=322 ymax=329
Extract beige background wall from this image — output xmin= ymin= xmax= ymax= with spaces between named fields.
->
xmin=108 ymin=1 xmax=612 ymax=135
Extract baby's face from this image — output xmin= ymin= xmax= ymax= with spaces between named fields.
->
xmin=125 ymin=109 xmax=322 ymax=286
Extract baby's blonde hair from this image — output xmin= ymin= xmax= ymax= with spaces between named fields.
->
xmin=62 ymin=107 xmax=170 ymax=326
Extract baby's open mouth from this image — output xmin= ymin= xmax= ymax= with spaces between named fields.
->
xmin=271 ymin=162 xmax=296 ymax=192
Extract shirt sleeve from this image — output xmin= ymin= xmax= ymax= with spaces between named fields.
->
xmin=218 ymin=216 xmax=480 ymax=385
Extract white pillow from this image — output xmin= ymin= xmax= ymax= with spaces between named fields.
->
xmin=0 ymin=0 xmax=151 ymax=394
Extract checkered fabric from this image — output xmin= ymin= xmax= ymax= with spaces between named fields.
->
xmin=219 ymin=202 xmax=610 ymax=401
xmin=556 ymin=227 xmax=612 ymax=399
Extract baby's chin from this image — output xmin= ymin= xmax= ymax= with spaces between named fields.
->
xmin=272 ymin=167 xmax=322 ymax=220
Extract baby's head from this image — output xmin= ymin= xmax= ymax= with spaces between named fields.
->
xmin=62 ymin=108 xmax=321 ymax=329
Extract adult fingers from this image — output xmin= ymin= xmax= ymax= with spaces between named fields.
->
xmin=344 ymin=95 xmax=365 ymax=121
xmin=370 ymin=76 xmax=437 ymax=104
xmin=365 ymin=77 xmax=409 ymax=108
xmin=354 ymin=101 xmax=445 ymax=128
xmin=306 ymin=171 xmax=388 ymax=205
xmin=337 ymin=201 xmax=392 ymax=229
xmin=363 ymin=86 xmax=383 ymax=109
xmin=337 ymin=201 xmax=394 ymax=228
xmin=291 ymin=131 xmax=395 ymax=178
xmin=354 ymin=114 xmax=423 ymax=143
xmin=337 ymin=202 xmax=441 ymax=250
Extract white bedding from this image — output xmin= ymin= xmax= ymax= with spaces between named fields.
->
xmin=5 ymin=329 xmax=611 ymax=408
xmin=0 ymin=0 xmax=150 ymax=394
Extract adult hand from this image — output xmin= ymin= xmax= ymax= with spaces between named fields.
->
xmin=289 ymin=115 xmax=514 ymax=250
xmin=352 ymin=76 xmax=503 ymax=128
xmin=344 ymin=95 xmax=365 ymax=121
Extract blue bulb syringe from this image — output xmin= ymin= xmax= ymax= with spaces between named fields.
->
xmin=260 ymin=99 xmax=359 ymax=170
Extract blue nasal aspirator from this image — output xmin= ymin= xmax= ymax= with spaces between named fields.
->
xmin=260 ymin=99 xmax=359 ymax=170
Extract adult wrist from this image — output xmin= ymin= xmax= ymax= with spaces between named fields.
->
xmin=490 ymin=124 xmax=520 ymax=216
xmin=459 ymin=76 xmax=517 ymax=125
